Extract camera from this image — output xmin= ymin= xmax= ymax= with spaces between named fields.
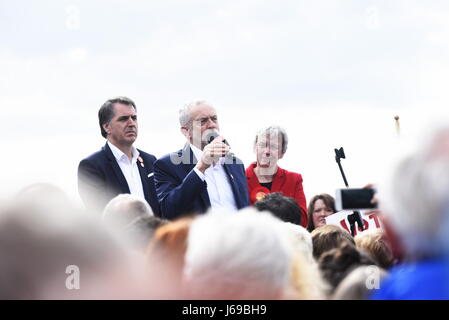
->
xmin=335 ymin=188 xmax=377 ymax=211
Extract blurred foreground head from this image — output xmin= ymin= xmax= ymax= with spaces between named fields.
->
xmin=0 ymin=184 xmax=150 ymax=299
xmin=183 ymin=208 xmax=293 ymax=299
xmin=103 ymin=194 xmax=166 ymax=251
xmin=145 ymin=217 xmax=193 ymax=299
xmin=380 ymin=124 xmax=449 ymax=259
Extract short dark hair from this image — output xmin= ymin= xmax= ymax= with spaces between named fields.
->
xmin=307 ymin=193 xmax=337 ymax=232
xmin=318 ymin=242 xmax=376 ymax=291
xmin=98 ymin=96 xmax=137 ymax=138
xmin=254 ymin=192 xmax=302 ymax=225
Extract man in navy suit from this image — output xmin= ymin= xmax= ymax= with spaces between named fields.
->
xmin=154 ymin=100 xmax=249 ymax=220
xmin=78 ymin=97 xmax=160 ymax=216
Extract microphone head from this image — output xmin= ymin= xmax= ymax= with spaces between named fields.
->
xmin=207 ymin=131 xmax=219 ymax=144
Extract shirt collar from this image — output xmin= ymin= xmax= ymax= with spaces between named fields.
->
xmin=190 ymin=143 xmax=203 ymax=162
xmin=108 ymin=141 xmax=140 ymax=163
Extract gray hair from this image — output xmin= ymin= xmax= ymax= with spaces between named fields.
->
xmin=183 ymin=207 xmax=293 ymax=299
xmin=179 ymin=100 xmax=210 ymax=127
xmin=283 ymin=222 xmax=314 ymax=263
xmin=379 ymin=124 xmax=449 ymax=259
xmin=254 ymin=125 xmax=289 ymax=154
xmin=102 ymin=194 xmax=153 ymax=227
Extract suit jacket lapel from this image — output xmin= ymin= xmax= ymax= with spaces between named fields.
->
xmin=180 ymin=144 xmax=211 ymax=208
xmin=103 ymin=143 xmax=130 ymax=194
xmin=136 ymin=157 xmax=150 ymax=202
xmin=223 ymin=163 xmax=241 ymax=205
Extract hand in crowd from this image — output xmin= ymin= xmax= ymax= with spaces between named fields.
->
xmin=196 ymin=136 xmax=230 ymax=173
xmin=363 ymin=183 xmax=379 ymax=216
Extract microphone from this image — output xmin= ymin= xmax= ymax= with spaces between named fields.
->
xmin=207 ymin=130 xmax=236 ymax=160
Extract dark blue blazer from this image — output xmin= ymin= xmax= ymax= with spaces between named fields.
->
xmin=153 ymin=144 xmax=250 ymax=220
xmin=78 ymin=143 xmax=160 ymax=216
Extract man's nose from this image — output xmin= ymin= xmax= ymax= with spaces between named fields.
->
xmin=127 ymin=117 xmax=137 ymax=126
xmin=206 ymin=118 xmax=217 ymax=129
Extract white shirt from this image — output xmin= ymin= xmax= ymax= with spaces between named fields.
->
xmin=107 ymin=141 xmax=145 ymax=200
xmin=190 ymin=144 xmax=238 ymax=211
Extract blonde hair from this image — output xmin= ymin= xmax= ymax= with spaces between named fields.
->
xmin=355 ymin=229 xmax=394 ymax=269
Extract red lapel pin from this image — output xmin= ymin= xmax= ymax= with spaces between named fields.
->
xmin=137 ymin=156 xmax=144 ymax=168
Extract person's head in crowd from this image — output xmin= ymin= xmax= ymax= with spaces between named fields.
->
xmin=253 ymin=125 xmax=288 ymax=176
xmin=103 ymin=193 xmax=153 ymax=225
xmin=98 ymin=96 xmax=137 ymax=147
xmin=183 ymin=208 xmax=292 ymax=299
xmin=307 ymin=193 xmax=337 ymax=232
xmin=103 ymin=194 xmax=166 ymax=251
xmin=15 ymin=183 xmax=73 ymax=213
xmin=283 ymin=222 xmax=314 ymax=263
xmin=332 ymin=265 xmax=388 ymax=300
xmin=0 ymin=188 xmax=151 ymax=299
xmin=355 ymin=229 xmax=395 ymax=269
xmin=146 ymin=217 xmax=193 ymax=299
xmin=179 ymin=100 xmax=220 ymax=150
xmin=254 ymin=192 xmax=302 ymax=225
xmin=379 ymin=124 xmax=449 ymax=260
xmin=124 ymin=215 xmax=167 ymax=252
xmin=311 ymin=224 xmax=355 ymax=260
xmin=282 ymin=223 xmax=330 ymax=299
xmin=318 ymin=242 xmax=377 ymax=291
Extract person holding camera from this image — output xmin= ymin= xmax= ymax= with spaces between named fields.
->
xmin=246 ymin=126 xmax=308 ymax=227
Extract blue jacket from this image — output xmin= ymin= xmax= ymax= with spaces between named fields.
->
xmin=153 ymin=144 xmax=249 ymax=220
xmin=78 ymin=143 xmax=160 ymax=216
xmin=371 ymin=258 xmax=449 ymax=300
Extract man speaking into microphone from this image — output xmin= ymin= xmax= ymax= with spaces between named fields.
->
xmin=153 ymin=100 xmax=249 ymax=220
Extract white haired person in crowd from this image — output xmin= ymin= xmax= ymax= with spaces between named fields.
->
xmin=182 ymin=207 xmax=329 ymax=299
xmin=282 ymin=222 xmax=330 ymax=299
xmin=103 ymin=194 xmax=167 ymax=251
xmin=372 ymin=124 xmax=449 ymax=299
xmin=182 ymin=208 xmax=294 ymax=299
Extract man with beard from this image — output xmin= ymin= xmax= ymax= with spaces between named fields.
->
xmin=153 ymin=100 xmax=249 ymax=220
xmin=78 ymin=97 xmax=160 ymax=216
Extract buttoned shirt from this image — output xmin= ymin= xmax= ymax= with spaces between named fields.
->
xmin=190 ymin=144 xmax=238 ymax=211
xmin=107 ymin=141 xmax=145 ymax=200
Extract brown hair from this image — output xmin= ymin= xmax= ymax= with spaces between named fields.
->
xmin=318 ymin=242 xmax=376 ymax=291
xmin=311 ymin=224 xmax=355 ymax=260
xmin=355 ymin=229 xmax=395 ymax=269
xmin=307 ymin=194 xmax=337 ymax=232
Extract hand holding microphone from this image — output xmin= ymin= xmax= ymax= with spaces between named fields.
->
xmin=195 ymin=131 xmax=233 ymax=173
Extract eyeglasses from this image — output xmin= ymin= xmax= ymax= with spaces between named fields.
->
xmin=193 ymin=116 xmax=218 ymax=126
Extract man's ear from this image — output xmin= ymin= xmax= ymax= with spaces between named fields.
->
xmin=103 ymin=123 xmax=110 ymax=136
xmin=279 ymin=151 xmax=285 ymax=159
xmin=180 ymin=126 xmax=190 ymax=140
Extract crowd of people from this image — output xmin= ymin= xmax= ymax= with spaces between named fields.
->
xmin=1 ymin=97 xmax=449 ymax=299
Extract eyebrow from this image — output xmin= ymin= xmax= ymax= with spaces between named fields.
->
xmin=117 ymin=115 xmax=137 ymax=120
xmin=196 ymin=115 xmax=218 ymax=121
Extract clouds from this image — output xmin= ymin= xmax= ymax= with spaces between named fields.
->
xmin=0 ymin=1 xmax=447 ymax=201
